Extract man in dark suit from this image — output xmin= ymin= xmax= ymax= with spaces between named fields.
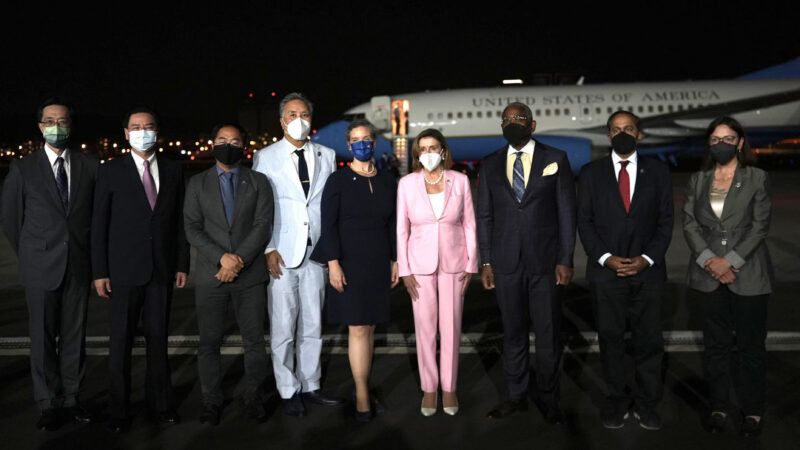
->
xmin=477 ymin=102 xmax=576 ymax=424
xmin=577 ymin=111 xmax=673 ymax=431
xmin=183 ymin=123 xmax=274 ymax=425
xmin=1 ymin=98 xmax=98 ymax=430
xmin=91 ymin=107 xmax=189 ymax=432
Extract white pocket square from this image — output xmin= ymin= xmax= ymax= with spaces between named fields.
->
xmin=542 ymin=162 xmax=558 ymax=176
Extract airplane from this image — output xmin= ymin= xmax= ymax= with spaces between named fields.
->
xmin=312 ymin=57 xmax=800 ymax=173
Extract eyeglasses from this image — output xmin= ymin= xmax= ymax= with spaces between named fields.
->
xmin=709 ymin=135 xmax=738 ymax=145
xmin=419 ymin=145 xmax=443 ymax=154
xmin=40 ymin=119 xmax=71 ymax=127
xmin=128 ymin=124 xmax=158 ymax=132
xmin=214 ymin=139 xmax=243 ymax=146
xmin=610 ymin=126 xmax=638 ymax=136
xmin=501 ymin=115 xmax=528 ymax=125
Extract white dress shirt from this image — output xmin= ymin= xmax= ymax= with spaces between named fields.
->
xmin=598 ymin=151 xmax=654 ymax=267
xmin=131 ymin=150 xmax=160 ymax=193
xmin=289 ymin=141 xmax=315 ymax=185
xmin=44 ymin=144 xmax=70 ymax=196
xmin=505 ymin=139 xmax=535 ymax=187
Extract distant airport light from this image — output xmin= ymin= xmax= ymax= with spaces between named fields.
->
xmin=271 ymin=91 xmax=277 ymax=97
xmin=81 ymin=143 xmax=87 ymax=149
xmin=112 ymin=143 xmax=118 ymax=148
xmin=180 ymin=150 xmax=186 ymax=155
xmin=176 ymin=141 xmax=181 ymax=146
xmin=503 ymin=79 xmax=523 ymax=85
xmin=207 ymin=140 xmax=213 ymax=145
xmin=272 ymin=137 xmax=278 ymax=142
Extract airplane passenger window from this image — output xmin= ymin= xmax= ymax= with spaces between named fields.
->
xmin=457 ymin=112 xmax=463 ymax=119
xmin=595 ymin=107 xmax=602 ymax=115
xmin=583 ymin=107 xmax=590 ymax=115
xmin=437 ymin=112 xmax=443 ymax=119
xmin=428 ymin=113 xmax=433 ymax=120
xmin=554 ymin=109 xmax=561 ymax=116
xmin=638 ymin=106 xmax=644 ymax=113
xmin=564 ymin=108 xmax=570 ymax=115
xmin=447 ymin=112 xmax=453 ymax=119
xmin=617 ymin=106 xmax=623 ymax=111
xmin=688 ymin=104 xmax=693 ymax=109
xmin=678 ymin=104 xmax=684 ymax=111
xmin=607 ymin=107 xmax=613 ymax=114
xmin=497 ymin=111 xmax=502 ymax=117
xmin=535 ymin=109 xmax=542 ymax=116
xmin=467 ymin=111 xmax=473 ymax=118
xmin=648 ymin=105 xmax=654 ymax=113
xmin=477 ymin=111 xmax=483 ymax=118
xmin=668 ymin=105 xmax=674 ymax=112
xmin=545 ymin=109 xmax=551 ymax=116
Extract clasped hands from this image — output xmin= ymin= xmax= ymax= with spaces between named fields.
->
xmin=704 ymin=256 xmax=737 ymax=284
xmin=217 ymin=252 xmax=244 ymax=283
xmin=605 ymin=256 xmax=651 ymax=277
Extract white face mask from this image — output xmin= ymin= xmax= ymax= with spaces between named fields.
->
xmin=419 ymin=152 xmax=443 ymax=171
xmin=285 ymin=118 xmax=311 ymax=141
xmin=129 ymin=130 xmax=157 ymax=152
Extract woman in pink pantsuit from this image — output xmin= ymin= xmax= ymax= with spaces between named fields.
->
xmin=397 ymin=129 xmax=478 ymax=416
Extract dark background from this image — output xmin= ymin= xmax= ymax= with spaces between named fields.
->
xmin=1 ymin=1 xmax=797 ymax=142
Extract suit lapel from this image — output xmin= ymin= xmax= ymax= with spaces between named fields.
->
xmin=603 ymin=157 xmax=630 ymax=216
xmin=35 ymin=149 xmax=65 ymax=214
xmin=496 ymin=149 xmax=517 ymax=202
xmin=629 ymin=156 xmax=645 ymax=214
xmin=520 ymin=144 xmax=546 ymax=204
xmin=67 ymin=153 xmax=82 ymax=215
xmin=125 ymin=155 xmax=154 ymax=213
xmin=441 ymin=171 xmax=454 ymax=218
xmin=152 ymin=156 xmax=170 ymax=213
xmin=281 ymin=146 xmax=305 ymax=198
xmin=204 ymin=168 xmax=229 ymax=227
xmin=231 ymin=168 xmax=250 ymax=227
xmin=698 ymin=170 xmax=719 ymax=222
xmin=307 ymin=144 xmax=323 ymax=199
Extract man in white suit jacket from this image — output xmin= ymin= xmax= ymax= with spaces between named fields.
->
xmin=252 ymin=93 xmax=342 ymax=416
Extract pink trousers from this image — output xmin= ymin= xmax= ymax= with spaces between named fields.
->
xmin=412 ymin=270 xmax=464 ymax=393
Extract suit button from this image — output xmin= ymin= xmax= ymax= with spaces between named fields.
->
xmin=721 ymin=239 xmax=727 ymax=246
xmin=304 ymin=222 xmax=308 ymax=226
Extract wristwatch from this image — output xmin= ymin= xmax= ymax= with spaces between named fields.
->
xmin=482 ymin=263 xmax=491 ymax=267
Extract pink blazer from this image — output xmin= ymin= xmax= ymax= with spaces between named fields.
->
xmin=397 ymin=170 xmax=478 ymax=276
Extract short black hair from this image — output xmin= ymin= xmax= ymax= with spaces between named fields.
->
xmin=36 ymin=97 xmax=74 ymax=122
xmin=211 ymin=122 xmax=249 ymax=146
xmin=502 ymin=102 xmax=533 ymax=121
xmin=606 ymin=110 xmax=641 ymax=132
xmin=123 ymin=106 xmax=159 ymax=128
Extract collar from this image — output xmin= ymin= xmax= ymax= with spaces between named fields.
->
xmin=611 ymin=150 xmax=638 ymax=166
xmin=44 ymin=144 xmax=69 ymax=165
xmin=215 ymin=165 xmax=240 ymax=177
xmin=286 ymin=139 xmax=309 ymax=154
xmin=131 ymin=150 xmax=156 ymax=167
xmin=506 ymin=139 xmax=535 ymax=157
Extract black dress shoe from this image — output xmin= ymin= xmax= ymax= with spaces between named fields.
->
xmin=282 ymin=393 xmax=306 ymax=417
xmin=67 ymin=404 xmax=92 ymax=424
xmin=156 ymin=410 xmax=180 ymax=425
xmin=37 ymin=409 xmax=61 ymax=431
xmin=534 ymin=398 xmax=565 ymax=425
xmin=486 ymin=399 xmax=528 ymax=419
xmin=245 ymin=399 xmax=268 ymax=423
xmin=741 ymin=415 xmax=763 ymax=437
xmin=106 ymin=417 xmax=130 ymax=433
xmin=200 ymin=404 xmax=222 ymax=426
xmin=302 ymin=389 xmax=345 ymax=406
xmin=704 ymin=411 xmax=726 ymax=433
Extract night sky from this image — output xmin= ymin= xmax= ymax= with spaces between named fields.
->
xmin=2 ymin=1 xmax=797 ymax=142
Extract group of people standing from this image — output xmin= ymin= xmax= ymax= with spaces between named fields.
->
xmin=1 ymin=93 xmax=773 ymax=438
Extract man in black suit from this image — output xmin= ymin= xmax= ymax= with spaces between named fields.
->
xmin=577 ymin=111 xmax=673 ymax=431
xmin=477 ymin=102 xmax=576 ymax=424
xmin=183 ymin=123 xmax=274 ymax=425
xmin=91 ymin=107 xmax=189 ymax=432
xmin=1 ymin=98 xmax=98 ymax=430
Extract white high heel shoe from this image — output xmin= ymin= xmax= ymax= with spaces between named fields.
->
xmin=420 ymin=392 xmax=437 ymax=417
xmin=443 ymin=392 xmax=459 ymax=416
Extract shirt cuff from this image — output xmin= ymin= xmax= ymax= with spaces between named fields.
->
xmin=695 ymin=248 xmax=716 ymax=268
xmin=265 ymin=247 xmax=276 ymax=255
xmin=724 ymin=250 xmax=746 ymax=270
xmin=641 ymin=254 xmax=654 ymax=267
xmin=598 ymin=253 xmax=612 ymax=267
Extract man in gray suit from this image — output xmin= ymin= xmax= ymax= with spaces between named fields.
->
xmin=183 ymin=123 xmax=274 ymax=425
xmin=1 ymin=98 xmax=98 ymax=430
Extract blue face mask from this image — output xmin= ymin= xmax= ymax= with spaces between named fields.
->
xmin=350 ymin=140 xmax=375 ymax=162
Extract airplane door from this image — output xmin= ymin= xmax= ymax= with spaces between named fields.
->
xmin=368 ymin=96 xmax=391 ymax=131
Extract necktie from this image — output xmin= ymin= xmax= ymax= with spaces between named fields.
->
xmin=512 ymin=151 xmax=525 ymax=203
xmin=618 ymin=160 xmax=631 ymax=213
xmin=55 ymin=156 xmax=69 ymax=212
xmin=221 ymin=171 xmax=235 ymax=226
xmin=142 ymin=159 xmax=157 ymax=210
xmin=295 ymin=149 xmax=310 ymax=197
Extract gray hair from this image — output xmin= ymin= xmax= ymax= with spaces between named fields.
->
xmin=345 ymin=118 xmax=378 ymax=142
xmin=279 ymin=92 xmax=314 ymax=118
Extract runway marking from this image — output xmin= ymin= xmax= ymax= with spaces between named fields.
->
xmin=1 ymin=331 xmax=800 ymax=355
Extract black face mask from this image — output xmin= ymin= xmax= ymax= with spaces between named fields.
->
xmin=212 ymin=144 xmax=244 ymax=165
xmin=502 ymin=123 xmax=531 ymax=147
xmin=611 ymin=132 xmax=637 ymax=156
xmin=709 ymin=142 xmax=737 ymax=165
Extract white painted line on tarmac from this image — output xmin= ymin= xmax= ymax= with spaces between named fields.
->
xmin=2 ymin=331 xmax=800 ymax=355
